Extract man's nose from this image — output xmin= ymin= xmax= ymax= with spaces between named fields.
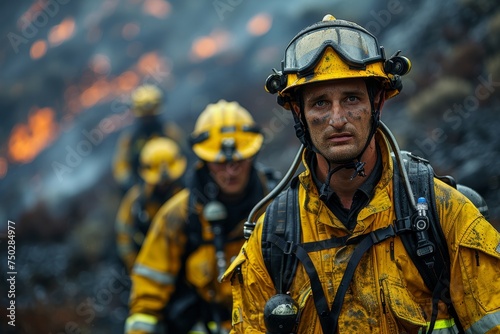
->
xmin=329 ymin=103 xmax=348 ymax=128
xmin=225 ymin=162 xmax=241 ymax=174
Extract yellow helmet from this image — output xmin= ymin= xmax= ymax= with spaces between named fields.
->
xmin=265 ymin=14 xmax=411 ymax=109
xmin=138 ymin=137 xmax=186 ymax=185
xmin=190 ymin=100 xmax=263 ymax=163
xmin=131 ymin=84 xmax=163 ymax=116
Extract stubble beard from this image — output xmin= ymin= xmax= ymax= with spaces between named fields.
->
xmin=324 ymin=146 xmax=361 ymax=165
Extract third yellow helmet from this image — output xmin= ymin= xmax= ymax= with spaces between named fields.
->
xmin=131 ymin=84 xmax=163 ymax=116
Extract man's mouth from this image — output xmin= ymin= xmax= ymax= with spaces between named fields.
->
xmin=327 ymin=132 xmax=352 ymax=143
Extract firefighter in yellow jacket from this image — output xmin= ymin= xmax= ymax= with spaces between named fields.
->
xmin=115 ymin=137 xmax=186 ymax=273
xmin=125 ymin=100 xmax=281 ymax=333
xmin=222 ymin=15 xmax=500 ymax=333
xmin=113 ymin=84 xmax=187 ymax=192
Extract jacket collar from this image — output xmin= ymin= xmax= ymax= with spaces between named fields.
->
xmin=298 ymin=129 xmax=395 ymax=232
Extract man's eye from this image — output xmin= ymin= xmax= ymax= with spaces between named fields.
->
xmin=346 ymin=96 xmax=358 ymax=102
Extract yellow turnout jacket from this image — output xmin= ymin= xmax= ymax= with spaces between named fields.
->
xmin=223 ymin=132 xmax=500 ymax=333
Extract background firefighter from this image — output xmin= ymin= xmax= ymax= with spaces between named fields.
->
xmin=115 ymin=137 xmax=187 ymax=274
xmin=112 ymin=84 xmax=187 ymax=193
xmin=125 ymin=100 xmax=281 ymax=333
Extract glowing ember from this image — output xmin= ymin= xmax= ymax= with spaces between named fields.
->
xmin=247 ymin=13 xmax=272 ymax=36
xmin=116 ymin=71 xmax=140 ymax=91
xmin=137 ymin=52 xmax=171 ymax=76
xmin=191 ymin=30 xmax=230 ymax=61
xmin=48 ymin=17 xmax=76 ymax=46
xmin=122 ymin=22 xmax=141 ymax=40
xmin=0 ymin=157 xmax=7 ymax=179
xmin=30 ymin=40 xmax=47 ymax=59
xmin=143 ymin=0 xmax=171 ymax=18
xmin=192 ymin=37 xmax=218 ymax=60
xmin=89 ymin=54 xmax=111 ymax=75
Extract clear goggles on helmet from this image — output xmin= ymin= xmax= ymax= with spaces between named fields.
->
xmin=283 ymin=24 xmax=384 ymax=75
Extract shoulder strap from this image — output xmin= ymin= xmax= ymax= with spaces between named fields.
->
xmin=393 ymin=151 xmax=464 ymax=333
xmin=393 ymin=152 xmax=447 ymax=282
xmin=184 ymin=191 xmax=204 ymax=256
xmin=262 ymin=176 xmax=300 ymax=293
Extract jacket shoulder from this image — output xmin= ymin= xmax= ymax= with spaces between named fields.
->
xmin=153 ymin=188 xmax=190 ymax=231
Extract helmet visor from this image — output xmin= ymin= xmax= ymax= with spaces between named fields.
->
xmin=284 ymin=25 xmax=383 ymax=74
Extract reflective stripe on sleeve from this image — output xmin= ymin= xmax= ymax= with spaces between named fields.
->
xmin=420 ymin=319 xmax=458 ymax=334
xmin=132 ymin=264 xmax=175 ymax=285
xmin=125 ymin=313 xmax=158 ymax=333
xmin=466 ymin=310 xmax=500 ymax=334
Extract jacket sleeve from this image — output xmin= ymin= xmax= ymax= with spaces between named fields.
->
xmin=437 ymin=183 xmax=500 ymax=332
xmin=223 ymin=218 xmax=276 ymax=333
xmin=112 ymin=132 xmax=133 ymax=188
xmin=115 ymin=186 xmax=140 ymax=273
xmin=125 ymin=190 xmax=189 ymax=334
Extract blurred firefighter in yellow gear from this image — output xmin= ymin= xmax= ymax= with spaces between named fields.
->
xmin=124 ymin=100 xmax=281 ymax=334
xmin=112 ymin=84 xmax=187 ymax=193
xmin=115 ymin=136 xmax=187 ymax=273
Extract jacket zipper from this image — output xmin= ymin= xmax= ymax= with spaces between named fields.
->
xmin=380 ymin=284 xmax=387 ymax=314
xmin=390 ymin=241 xmax=395 ymax=261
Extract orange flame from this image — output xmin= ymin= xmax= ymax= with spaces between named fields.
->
xmin=8 ymin=107 xmax=58 ymax=163
xmin=4 ymin=49 xmax=169 ymax=175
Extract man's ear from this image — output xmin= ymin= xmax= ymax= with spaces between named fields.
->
xmin=374 ymin=89 xmax=386 ymax=114
xmin=291 ymin=102 xmax=301 ymax=117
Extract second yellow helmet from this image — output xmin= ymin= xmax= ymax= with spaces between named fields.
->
xmin=190 ymin=100 xmax=263 ymax=163
xmin=139 ymin=137 xmax=186 ymax=185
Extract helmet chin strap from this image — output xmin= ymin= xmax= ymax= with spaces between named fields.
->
xmin=291 ymin=87 xmax=381 ymax=201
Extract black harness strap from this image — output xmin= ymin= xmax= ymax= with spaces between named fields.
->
xmin=266 ymin=233 xmax=332 ymax=330
xmin=266 ymin=216 xmax=396 ymax=333
xmin=263 ymin=178 xmax=301 ymax=294
xmin=393 ymin=153 xmax=439 ymax=282
xmin=392 ymin=152 xmax=464 ymax=334
xmin=301 ymin=236 xmax=350 ymax=252
xmin=328 ymin=225 xmax=396 ymax=332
